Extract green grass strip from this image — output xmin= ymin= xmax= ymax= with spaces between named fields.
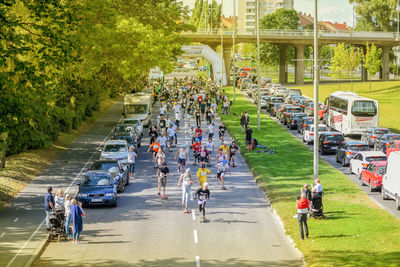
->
xmin=220 ymin=87 xmax=400 ymax=266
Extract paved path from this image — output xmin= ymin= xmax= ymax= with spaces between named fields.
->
xmin=33 ymin=104 xmax=302 ymax=266
xmin=0 ymin=102 xmax=123 ymax=267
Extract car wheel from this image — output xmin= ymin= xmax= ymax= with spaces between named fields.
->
xmin=369 ymin=181 xmax=373 ymax=192
xmin=349 ymin=164 xmax=354 ymax=174
xmin=336 ymin=154 xmax=340 ymax=163
xmin=396 ymin=196 xmax=400 ymax=210
xmin=126 ymin=177 xmax=130 ymax=185
xmin=138 ymin=142 xmax=141 ymax=148
xmin=360 ymin=176 xmax=365 ymax=186
xmin=358 ymin=171 xmax=362 ymax=180
xmin=112 ymin=200 xmax=117 ymax=207
xmin=341 ymin=157 xmax=347 ymax=167
xmin=381 ymin=186 xmax=389 ymax=200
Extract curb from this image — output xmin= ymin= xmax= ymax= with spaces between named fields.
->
xmin=24 ymin=234 xmax=49 ymax=267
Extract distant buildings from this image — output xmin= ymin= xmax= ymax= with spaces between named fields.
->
xmin=237 ymin=0 xmax=294 ymax=32
xmin=298 ymin=12 xmax=350 ymax=32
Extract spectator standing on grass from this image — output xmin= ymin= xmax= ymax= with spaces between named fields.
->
xmin=301 ymin=184 xmax=312 ymax=202
xmin=297 ymin=192 xmax=309 ymax=240
xmin=44 ymin=186 xmax=55 ymax=230
xmin=245 ymin=125 xmax=253 ymax=151
xmin=312 ymin=178 xmax=323 ymax=197
xmin=244 ymin=111 xmax=250 ymax=127
xmin=71 ymin=199 xmax=84 ymax=244
xmin=240 ymin=112 xmax=246 ymax=133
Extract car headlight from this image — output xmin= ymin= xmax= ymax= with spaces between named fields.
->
xmin=80 ymin=193 xmax=88 ymax=197
xmin=105 ymin=193 xmax=113 ymax=197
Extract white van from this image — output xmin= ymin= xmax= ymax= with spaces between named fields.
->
xmin=123 ymin=94 xmax=151 ymax=127
xmin=381 ymin=151 xmax=400 ymax=210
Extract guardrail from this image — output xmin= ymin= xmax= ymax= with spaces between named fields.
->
xmin=182 ymin=28 xmax=399 ymax=39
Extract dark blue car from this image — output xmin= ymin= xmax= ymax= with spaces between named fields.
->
xmin=77 ymin=171 xmax=118 ymax=207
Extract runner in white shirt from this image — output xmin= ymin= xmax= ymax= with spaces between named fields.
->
xmin=216 ymin=159 xmax=231 ymax=190
xmin=159 ymin=106 xmax=166 ymax=116
xmin=157 ymin=133 xmax=167 ymax=152
xmin=166 ymin=124 xmax=176 ymax=151
xmin=207 ymin=122 xmax=214 ymax=140
xmin=206 ymin=138 xmax=214 ymax=167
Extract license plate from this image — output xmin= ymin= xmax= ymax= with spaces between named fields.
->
xmin=91 ymin=199 xmax=103 ymax=203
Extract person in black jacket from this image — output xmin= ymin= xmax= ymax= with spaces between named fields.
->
xmin=195 ymin=183 xmax=210 ymax=222
xmin=240 ymin=112 xmax=246 ymax=133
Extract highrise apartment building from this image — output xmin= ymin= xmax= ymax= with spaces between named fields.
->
xmin=237 ymin=0 xmax=294 ymax=31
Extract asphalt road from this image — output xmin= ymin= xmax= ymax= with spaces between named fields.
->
xmin=243 ymin=91 xmax=400 ymax=219
xmin=33 ymin=103 xmax=302 ymax=266
xmin=0 ymin=102 xmax=124 ymax=267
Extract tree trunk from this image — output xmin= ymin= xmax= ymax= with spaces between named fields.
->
xmin=369 ymin=80 xmax=372 ymax=93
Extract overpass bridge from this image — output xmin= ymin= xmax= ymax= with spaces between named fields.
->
xmin=181 ymin=29 xmax=400 ymax=85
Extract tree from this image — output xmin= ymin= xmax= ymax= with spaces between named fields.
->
xmin=349 ymin=0 xmax=397 ymax=32
xmin=259 ymin=9 xmax=299 ymax=67
xmin=189 ymin=0 xmax=221 ymax=30
xmin=364 ymin=42 xmax=382 ymax=92
xmin=348 ymin=46 xmax=363 ymax=90
xmin=329 ymin=44 xmax=350 ymax=90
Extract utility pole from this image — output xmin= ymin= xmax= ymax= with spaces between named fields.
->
xmin=256 ymin=0 xmax=261 ymax=130
xmin=232 ymin=0 xmax=237 ymax=103
xmin=220 ymin=0 xmax=224 ymax=90
xmin=205 ymin=0 xmax=208 ymax=33
xmin=313 ymin=0 xmax=319 ymax=181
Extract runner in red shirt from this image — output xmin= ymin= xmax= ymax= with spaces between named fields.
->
xmin=192 ymin=138 xmax=201 ymax=165
xmin=195 ymin=126 xmax=203 ymax=142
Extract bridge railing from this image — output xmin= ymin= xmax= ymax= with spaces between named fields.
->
xmin=182 ymin=28 xmax=399 ymax=39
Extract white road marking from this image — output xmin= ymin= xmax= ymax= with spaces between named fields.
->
xmin=0 ymin=232 xmax=5 ymax=238
xmin=192 ymin=209 xmax=196 ymax=220
xmin=6 ymin=116 xmax=123 ymax=267
xmin=14 ymin=218 xmax=19 ymax=222
xmin=194 ymin=229 xmax=198 ymax=243
xmin=195 ymin=256 xmax=200 ymax=267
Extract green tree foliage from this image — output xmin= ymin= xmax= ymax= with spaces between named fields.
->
xmin=0 ymin=0 xmax=190 ymax=155
xmin=259 ymin=9 xmax=299 ymax=67
xmin=350 ymin=0 xmax=397 ymax=31
xmin=190 ymin=0 xmax=221 ymax=30
xmin=364 ymin=42 xmax=382 ymax=91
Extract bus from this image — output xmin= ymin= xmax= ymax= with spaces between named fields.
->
xmin=324 ymin=91 xmax=379 ymax=136
xmin=123 ymin=93 xmax=151 ymax=127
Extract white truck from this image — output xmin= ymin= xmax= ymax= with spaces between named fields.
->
xmin=122 ymin=93 xmax=151 ymax=127
xmin=381 ymin=151 xmax=400 ymax=210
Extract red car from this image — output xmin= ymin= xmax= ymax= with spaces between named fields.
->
xmin=386 ymin=140 xmax=400 ymax=157
xmin=361 ymin=161 xmax=387 ymax=191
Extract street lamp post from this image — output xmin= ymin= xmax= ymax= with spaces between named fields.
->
xmin=233 ymin=0 xmax=236 ymax=103
xmin=313 ymin=0 xmax=319 ymax=181
xmin=256 ymin=0 xmax=261 ymax=130
xmin=205 ymin=0 xmax=208 ymax=34
xmin=220 ymin=0 xmax=224 ymax=90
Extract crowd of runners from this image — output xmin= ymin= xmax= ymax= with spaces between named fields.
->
xmin=145 ymin=78 xmax=237 ymax=222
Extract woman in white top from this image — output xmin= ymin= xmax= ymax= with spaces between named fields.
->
xmin=54 ymin=189 xmax=65 ymax=210
xmin=64 ymin=194 xmax=72 ymax=238
xmin=178 ymin=169 xmax=194 ymax=213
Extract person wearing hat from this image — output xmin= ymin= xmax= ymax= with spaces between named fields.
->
xmin=215 ymin=159 xmax=231 ymax=190
xmin=174 ymin=144 xmax=190 ymax=173
xmin=195 ymin=182 xmax=210 ymax=222
xmin=158 ymin=162 xmax=169 ymax=199
xmin=178 ymin=168 xmax=194 ymax=213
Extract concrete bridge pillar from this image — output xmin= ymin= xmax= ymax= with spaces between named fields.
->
xmin=223 ymin=45 xmax=232 ymax=86
xmin=382 ymin=46 xmax=391 ymax=81
xmin=294 ymin=45 xmax=305 ymax=85
xmin=278 ymin=45 xmax=288 ymax=84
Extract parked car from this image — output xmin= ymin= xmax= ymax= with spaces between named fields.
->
xmin=381 ymin=151 xmax=400 ymax=209
xmin=89 ymin=160 xmax=129 ymax=192
xmin=111 ymin=132 xmax=141 ymax=148
xmin=349 ymin=151 xmax=387 ymax=178
xmin=360 ymin=161 xmax=387 ymax=191
xmin=299 ymin=99 xmax=313 ymax=112
xmin=318 ymin=132 xmax=345 ymax=154
xmin=121 ymin=118 xmax=143 ymax=136
xmin=271 ymin=103 xmax=284 ymax=117
xmin=100 ymin=140 xmax=129 ymax=161
xmin=303 ymin=124 xmax=329 ymax=145
xmin=112 ymin=124 xmax=136 ymax=137
xmin=386 ymin=140 xmax=400 ymax=157
xmin=259 ymin=96 xmax=270 ymax=108
xmin=361 ymin=127 xmax=390 ymax=147
xmin=297 ymin=117 xmax=314 ymax=134
xmin=304 ymin=102 xmax=315 ymax=116
xmin=286 ymin=113 xmax=307 ymax=130
xmin=336 ymin=141 xmax=370 ymax=167
xmin=77 ymin=171 xmax=118 ymax=207
xmin=274 ymin=87 xmax=287 ymax=97
xmin=276 ymin=104 xmax=294 ymax=120
xmin=279 ymin=106 xmax=302 ymax=124
xmin=267 ymin=97 xmax=284 ymax=112
xmin=374 ymin=134 xmax=400 ymax=153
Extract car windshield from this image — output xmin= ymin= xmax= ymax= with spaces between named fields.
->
xmin=366 ymin=156 xmax=387 ymax=162
xmin=376 ymin=166 xmax=386 ymax=175
xmin=112 ymin=136 xmax=133 ymax=144
xmin=387 ymin=135 xmax=400 ymax=141
xmin=125 ymin=104 xmax=147 ymax=114
xmin=104 ymin=144 xmax=127 ymax=152
xmin=83 ymin=175 xmax=112 ymax=186
xmin=90 ymin=162 xmax=119 ymax=172
xmin=351 ymin=100 xmax=377 ymax=117
xmin=349 ymin=145 xmax=370 ymax=151
xmin=294 ymin=114 xmax=306 ymax=119
xmin=319 ymin=127 xmax=329 ymax=132
xmin=326 ymin=135 xmax=344 ymax=141
xmin=114 ymin=125 xmax=134 ymax=133
xmin=375 ymin=129 xmax=389 ymax=134
xmin=304 ymin=119 xmax=313 ymax=124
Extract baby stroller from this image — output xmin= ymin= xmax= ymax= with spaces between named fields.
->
xmin=309 ymin=194 xmax=326 ymax=219
xmin=48 ymin=207 xmax=70 ymax=242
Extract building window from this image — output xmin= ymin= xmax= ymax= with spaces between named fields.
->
xmin=270 ymin=3 xmax=274 ymax=7
xmin=246 ymin=22 xmax=254 ymax=27
xmin=247 ymin=8 xmax=255 ymax=13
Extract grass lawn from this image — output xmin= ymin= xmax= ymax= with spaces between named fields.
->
xmin=0 ymin=98 xmax=118 ymax=210
xmin=298 ymin=81 xmax=400 ymax=133
xmin=220 ymin=87 xmax=400 ymax=266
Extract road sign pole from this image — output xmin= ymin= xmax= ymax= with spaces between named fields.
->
xmin=232 ymin=0 xmax=236 ymax=104
xmin=256 ymin=0 xmax=261 ymax=130
xmin=313 ymin=0 xmax=319 ymax=181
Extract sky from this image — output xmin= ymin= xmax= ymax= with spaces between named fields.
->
xmin=181 ymin=0 xmax=354 ymax=25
